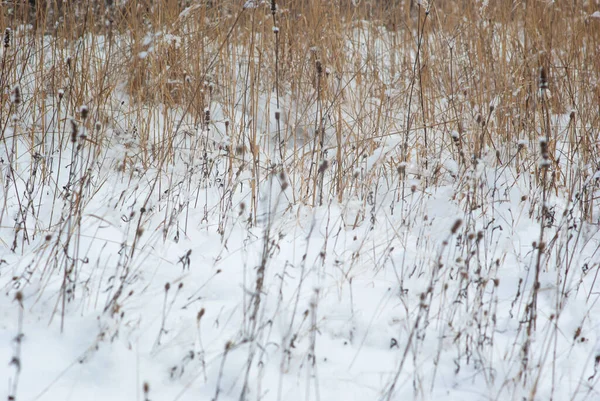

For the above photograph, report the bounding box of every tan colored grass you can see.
[1,0,599,217]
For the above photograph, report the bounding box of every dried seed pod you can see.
[451,219,463,234]
[318,159,329,174]
[316,60,323,75]
[11,86,21,105]
[80,105,89,120]
[539,66,548,90]
[3,28,10,48]
[70,118,78,142]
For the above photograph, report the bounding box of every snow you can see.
[1,22,600,401]
[2,141,598,400]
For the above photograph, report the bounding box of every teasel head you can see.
[271,0,277,15]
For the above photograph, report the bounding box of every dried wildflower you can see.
[397,162,407,175]
[80,105,89,120]
[450,219,463,234]
[318,159,328,174]
[316,60,323,75]
[539,66,548,90]
[11,86,21,105]
[539,137,550,169]
[3,28,10,48]
[279,170,288,190]
[204,107,210,126]
[70,118,78,142]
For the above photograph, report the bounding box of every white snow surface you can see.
[1,137,599,401]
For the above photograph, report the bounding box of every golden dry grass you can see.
[1,0,599,215]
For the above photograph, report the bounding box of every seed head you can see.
[318,159,329,174]
[80,105,89,120]
[450,219,463,234]
[539,66,548,90]
[70,118,78,142]
[11,86,21,105]
[316,60,323,75]
[3,28,10,48]
[204,107,210,126]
